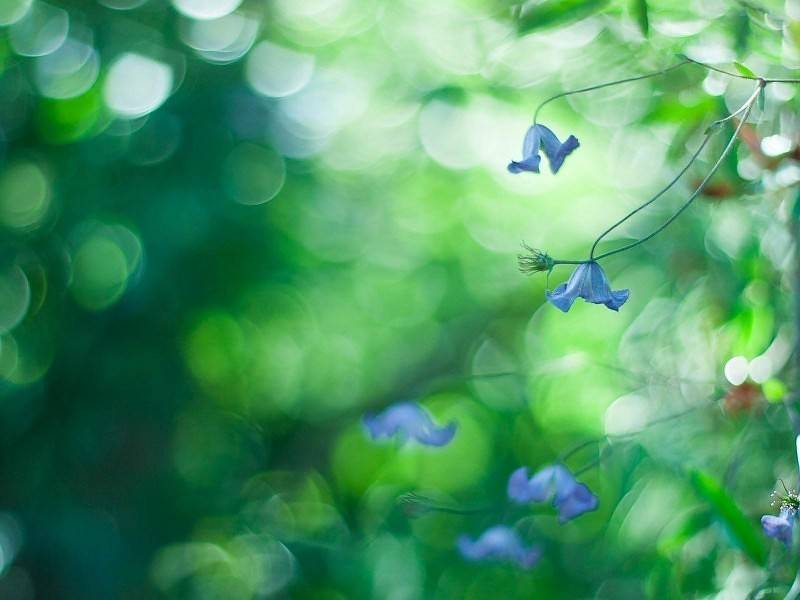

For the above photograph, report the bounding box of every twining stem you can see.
[590,81,763,262]
[532,59,690,124]
[683,55,800,84]
[588,134,714,260]
[587,84,760,260]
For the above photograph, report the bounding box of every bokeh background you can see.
[1,0,800,597]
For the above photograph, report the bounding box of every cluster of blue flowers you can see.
[363,401,598,569]
[509,124,630,313]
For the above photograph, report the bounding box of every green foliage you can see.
[0,0,798,598]
[690,470,768,566]
[517,0,611,33]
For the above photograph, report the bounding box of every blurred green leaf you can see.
[517,0,610,33]
[631,0,649,36]
[689,470,767,566]
[733,61,756,77]
[732,10,751,53]
[657,508,712,556]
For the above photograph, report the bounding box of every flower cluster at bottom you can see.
[363,402,600,570]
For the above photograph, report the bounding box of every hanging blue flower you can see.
[363,401,456,446]
[762,507,794,546]
[546,261,629,313]
[508,124,579,175]
[508,465,598,523]
[457,525,542,569]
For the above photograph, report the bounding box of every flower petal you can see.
[604,288,630,311]
[457,526,541,569]
[507,155,541,174]
[762,508,795,546]
[546,263,590,312]
[508,126,542,175]
[363,402,456,447]
[508,465,569,504]
[537,124,579,174]
[555,481,599,522]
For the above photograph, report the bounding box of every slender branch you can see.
[681,55,758,80]
[589,134,714,259]
[685,55,800,84]
[588,91,762,260]
[532,60,690,124]
[592,81,763,262]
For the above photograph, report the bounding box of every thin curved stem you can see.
[681,55,759,80]
[532,59,690,124]
[685,55,800,84]
[589,134,714,260]
[592,82,763,262]
[588,96,758,260]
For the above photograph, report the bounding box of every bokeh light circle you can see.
[724,355,749,385]
[246,42,314,98]
[34,37,100,100]
[222,143,286,205]
[103,53,174,119]
[8,2,69,57]
[0,0,33,26]
[0,266,31,334]
[0,161,51,231]
[172,0,242,20]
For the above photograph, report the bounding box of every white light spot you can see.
[246,41,314,98]
[702,74,727,96]
[103,53,173,119]
[172,0,242,21]
[761,134,793,157]
[724,356,749,385]
[748,356,772,383]
[418,100,481,170]
[604,394,651,436]
[180,13,258,65]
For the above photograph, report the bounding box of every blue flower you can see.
[546,261,629,313]
[508,124,579,175]
[363,401,456,446]
[508,465,598,523]
[538,124,580,174]
[457,525,542,569]
[762,507,795,546]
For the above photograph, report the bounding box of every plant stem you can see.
[592,81,763,261]
[532,59,690,124]
[589,134,714,260]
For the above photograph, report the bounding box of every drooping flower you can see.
[762,488,800,546]
[546,261,629,313]
[457,525,542,569]
[508,465,598,523]
[762,507,794,546]
[363,401,456,446]
[508,123,579,175]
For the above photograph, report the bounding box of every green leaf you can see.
[630,0,649,36]
[690,470,767,566]
[517,0,610,34]
[733,61,757,78]
[657,508,712,556]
